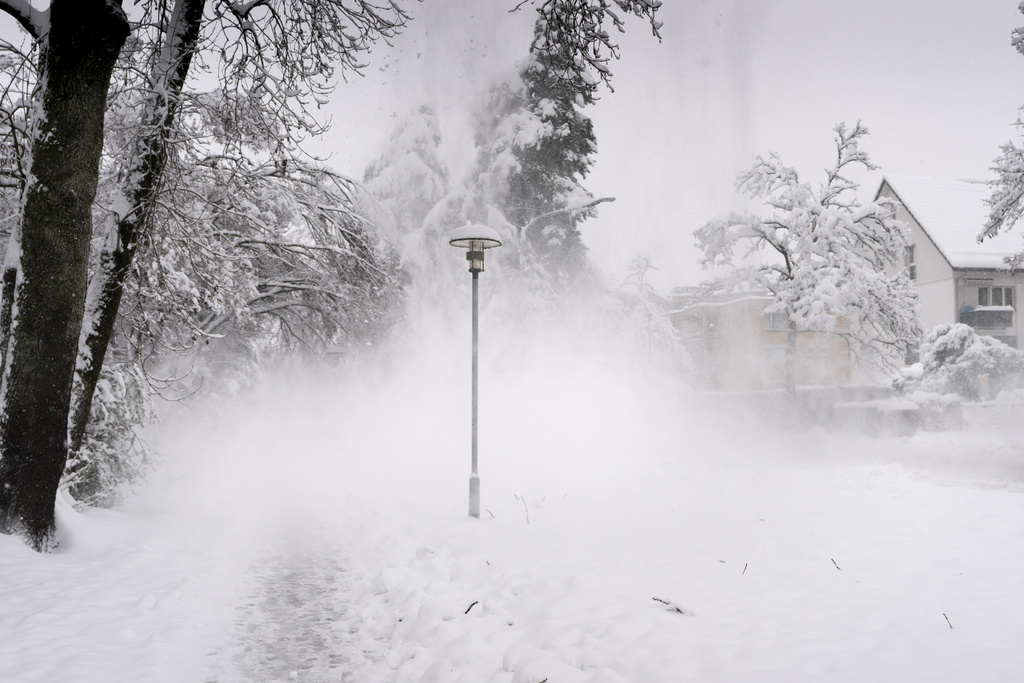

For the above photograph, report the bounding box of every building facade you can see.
[669,289,851,391]
[878,175,1024,348]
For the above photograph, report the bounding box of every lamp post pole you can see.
[448,224,502,519]
[470,269,480,518]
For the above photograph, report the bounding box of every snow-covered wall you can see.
[916,278,955,331]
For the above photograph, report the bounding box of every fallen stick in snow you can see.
[514,494,530,525]
[652,597,691,615]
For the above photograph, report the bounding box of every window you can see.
[763,311,788,331]
[905,245,917,281]
[979,286,1014,308]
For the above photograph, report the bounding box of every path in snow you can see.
[202,527,386,683]
[226,552,349,681]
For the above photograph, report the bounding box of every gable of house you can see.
[880,175,1021,270]
[878,175,1024,348]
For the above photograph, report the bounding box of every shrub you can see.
[62,362,155,508]
[894,323,1024,400]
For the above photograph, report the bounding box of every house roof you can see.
[880,175,1024,270]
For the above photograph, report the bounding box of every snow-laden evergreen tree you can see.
[461,18,614,290]
[523,0,663,95]
[490,38,596,282]
[694,123,922,396]
[432,0,663,282]
[363,106,449,243]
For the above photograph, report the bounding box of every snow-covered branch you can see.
[518,0,662,93]
[0,0,48,40]
[984,130,1024,243]
[520,196,614,237]
[985,5,1024,248]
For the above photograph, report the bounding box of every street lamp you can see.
[449,223,502,519]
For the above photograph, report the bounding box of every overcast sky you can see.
[4,2,1019,292]
[323,0,1024,291]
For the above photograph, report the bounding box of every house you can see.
[877,175,1024,349]
[668,288,851,391]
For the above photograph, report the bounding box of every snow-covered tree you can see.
[984,5,1024,255]
[0,0,663,551]
[617,253,687,373]
[61,88,403,495]
[366,0,664,295]
[0,0,407,551]
[492,37,598,282]
[363,106,450,243]
[104,156,398,359]
[458,17,613,291]
[694,123,922,396]
[0,0,131,551]
[985,134,1024,252]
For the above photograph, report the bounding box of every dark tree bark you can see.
[0,0,130,550]
[68,0,206,456]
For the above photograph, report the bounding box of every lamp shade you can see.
[448,224,502,250]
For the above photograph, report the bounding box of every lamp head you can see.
[449,224,502,273]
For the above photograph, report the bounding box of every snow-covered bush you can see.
[62,363,155,508]
[894,323,1024,400]
[616,254,691,375]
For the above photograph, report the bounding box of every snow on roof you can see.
[881,175,1024,270]
[679,293,774,311]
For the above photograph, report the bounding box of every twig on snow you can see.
[653,597,690,614]
[514,494,530,525]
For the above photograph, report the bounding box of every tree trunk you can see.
[0,0,129,551]
[785,320,797,400]
[69,0,206,456]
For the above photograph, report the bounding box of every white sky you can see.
[322,0,1024,292]
[2,1,1020,292]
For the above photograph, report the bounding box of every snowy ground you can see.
[4,337,1024,682]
